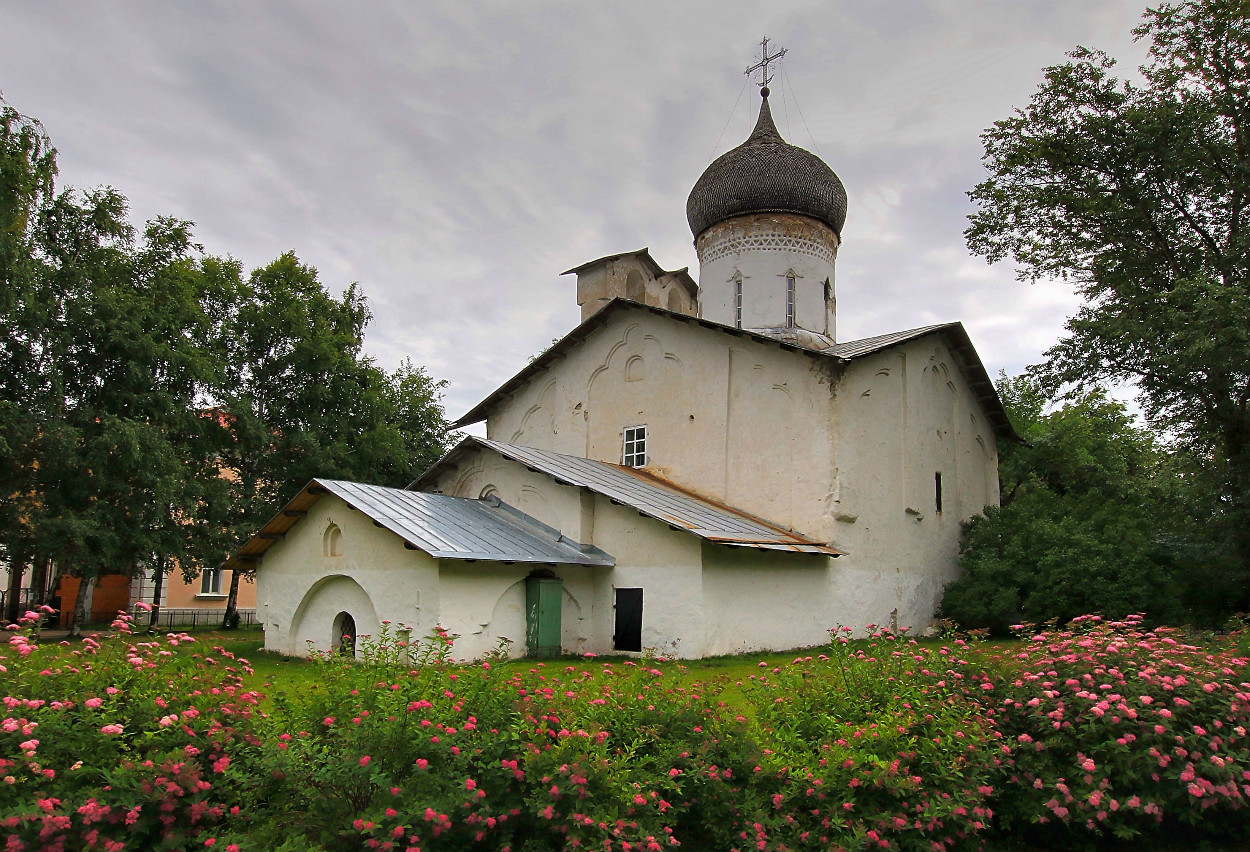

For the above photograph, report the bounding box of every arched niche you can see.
[323,523,343,558]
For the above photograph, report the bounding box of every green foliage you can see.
[0,608,262,850]
[965,0,1250,601]
[985,615,1250,843]
[742,631,1002,851]
[943,375,1185,631]
[4,614,1250,850]
[0,99,451,625]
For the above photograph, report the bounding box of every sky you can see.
[1,1,1153,422]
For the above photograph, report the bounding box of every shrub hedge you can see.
[2,611,1247,851]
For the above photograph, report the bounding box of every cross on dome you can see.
[744,36,787,91]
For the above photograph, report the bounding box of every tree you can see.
[0,101,56,620]
[965,0,1250,604]
[1,99,451,629]
[941,375,1185,632]
[213,253,452,627]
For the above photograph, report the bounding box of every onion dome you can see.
[686,88,847,240]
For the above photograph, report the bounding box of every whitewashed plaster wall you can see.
[256,493,598,660]
[487,309,840,538]
[437,562,597,661]
[430,449,706,658]
[256,494,435,657]
[700,542,833,656]
[826,335,1000,632]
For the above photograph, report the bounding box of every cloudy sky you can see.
[2,1,1152,421]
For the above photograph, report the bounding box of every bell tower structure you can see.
[686,42,847,347]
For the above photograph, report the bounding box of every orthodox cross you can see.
[744,37,787,89]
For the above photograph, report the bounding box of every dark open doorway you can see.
[333,611,356,657]
[613,588,643,652]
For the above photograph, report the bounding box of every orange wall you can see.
[56,574,131,627]
[162,569,257,609]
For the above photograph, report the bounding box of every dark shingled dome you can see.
[687,91,847,240]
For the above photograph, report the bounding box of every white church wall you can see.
[700,543,833,656]
[487,309,839,539]
[430,448,706,658]
[436,562,597,660]
[827,335,999,632]
[256,494,436,657]
[591,494,704,659]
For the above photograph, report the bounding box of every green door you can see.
[525,576,563,658]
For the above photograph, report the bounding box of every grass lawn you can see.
[145,625,1019,720]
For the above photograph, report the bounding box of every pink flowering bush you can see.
[0,608,262,851]
[251,624,755,851]
[740,629,1003,851]
[985,615,1250,842]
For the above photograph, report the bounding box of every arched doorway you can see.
[333,611,357,657]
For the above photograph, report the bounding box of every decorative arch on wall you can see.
[289,574,381,659]
[511,379,559,444]
[625,355,645,382]
[323,523,342,558]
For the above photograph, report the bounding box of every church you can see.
[232,71,1018,661]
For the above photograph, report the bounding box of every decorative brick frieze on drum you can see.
[696,213,840,267]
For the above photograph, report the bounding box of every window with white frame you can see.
[200,568,223,595]
[622,425,647,468]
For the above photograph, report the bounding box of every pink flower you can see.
[360,755,371,767]
[323,717,335,726]
[416,759,429,770]
[85,697,103,709]
[465,778,477,791]
[100,724,124,736]
[668,768,681,777]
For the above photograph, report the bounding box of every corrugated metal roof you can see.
[828,323,955,358]
[225,479,614,571]
[455,438,841,555]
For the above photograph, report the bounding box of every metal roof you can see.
[450,299,1021,443]
[419,438,841,556]
[225,479,614,571]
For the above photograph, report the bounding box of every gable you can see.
[454,298,1019,443]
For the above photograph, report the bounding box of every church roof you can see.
[686,90,848,239]
[415,437,842,556]
[225,478,614,571]
[452,298,1021,443]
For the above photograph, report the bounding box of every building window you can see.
[935,472,943,514]
[200,568,222,595]
[623,425,646,468]
[733,275,743,328]
[786,274,796,327]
